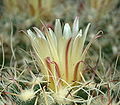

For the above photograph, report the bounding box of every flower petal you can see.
[27,29,36,39]
[72,17,79,36]
[63,23,71,39]
[33,27,46,40]
[55,19,62,37]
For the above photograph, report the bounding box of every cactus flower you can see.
[27,17,92,103]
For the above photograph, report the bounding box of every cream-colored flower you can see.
[27,17,92,102]
[18,89,35,101]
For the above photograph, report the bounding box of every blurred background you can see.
[0,0,120,70]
